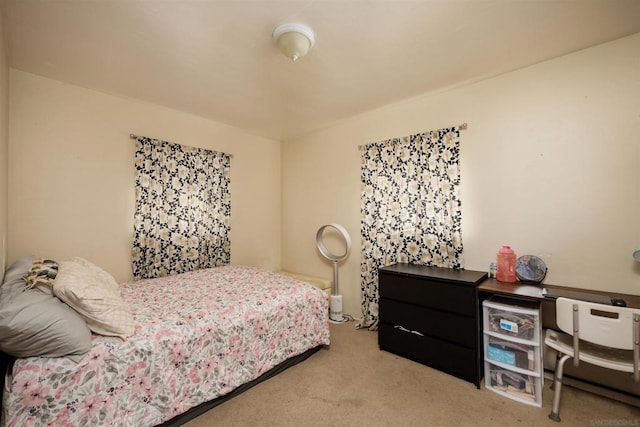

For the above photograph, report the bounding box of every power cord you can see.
[329,313,356,323]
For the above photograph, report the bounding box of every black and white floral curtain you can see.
[132,137,231,279]
[358,126,464,329]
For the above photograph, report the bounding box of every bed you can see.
[0,258,330,426]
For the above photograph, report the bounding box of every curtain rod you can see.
[357,123,468,150]
[129,134,234,158]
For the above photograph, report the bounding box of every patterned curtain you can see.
[358,126,464,330]
[132,137,231,279]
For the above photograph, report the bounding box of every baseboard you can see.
[544,370,640,408]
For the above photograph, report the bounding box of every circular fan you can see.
[316,224,351,323]
[515,255,547,284]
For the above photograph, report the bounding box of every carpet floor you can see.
[184,321,640,426]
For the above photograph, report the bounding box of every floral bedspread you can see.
[2,265,330,426]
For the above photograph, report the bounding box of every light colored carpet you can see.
[185,322,640,426]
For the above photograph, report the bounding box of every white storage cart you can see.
[482,296,543,407]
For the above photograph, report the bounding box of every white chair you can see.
[544,297,640,422]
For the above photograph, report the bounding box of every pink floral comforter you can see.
[2,265,330,426]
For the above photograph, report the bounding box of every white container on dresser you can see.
[482,296,543,407]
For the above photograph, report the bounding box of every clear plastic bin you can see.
[485,362,541,407]
[485,336,536,371]
[483,298,539,342]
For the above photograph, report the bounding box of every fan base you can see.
[329,294,345,323]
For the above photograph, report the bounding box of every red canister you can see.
[496,245,517,283]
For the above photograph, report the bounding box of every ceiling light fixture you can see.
[272,23,315,62]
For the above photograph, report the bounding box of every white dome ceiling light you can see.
[272,23,315,61]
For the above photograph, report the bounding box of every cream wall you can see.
[0,8,9,283]
[8,70,282,282]
[281,33,640,320]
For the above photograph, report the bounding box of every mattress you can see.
[277,270,332,294]
[2,265,330,426]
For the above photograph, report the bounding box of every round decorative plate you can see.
[515,255,547,284]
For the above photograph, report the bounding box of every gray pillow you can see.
[0,256,92,361]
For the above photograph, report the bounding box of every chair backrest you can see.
[555,297,638,350]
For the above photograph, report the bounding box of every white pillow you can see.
[53,260,135,339]
[71,257,119,290]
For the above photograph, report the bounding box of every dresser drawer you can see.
[379,273,476,316]
[380,298,476,347]
[379,323,478,383]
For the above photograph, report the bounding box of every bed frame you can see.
[0,351,12,424]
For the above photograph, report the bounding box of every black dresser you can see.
[378,263,487,388]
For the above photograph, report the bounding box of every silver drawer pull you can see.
[393,325,424,336]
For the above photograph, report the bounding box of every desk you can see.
[478,279,640,407]
[478,279,640,308]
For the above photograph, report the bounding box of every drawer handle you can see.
[393,325,424,336]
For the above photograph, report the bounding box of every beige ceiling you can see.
[4,0,640,141]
